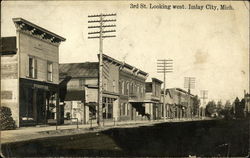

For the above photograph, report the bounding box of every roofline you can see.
[167,88,195,97]
[123,62,148,76]
[99,53,148,77]
[59,62,98,65]
[13,18,66,41]
[101,54,123,66]
[152,78,163,84]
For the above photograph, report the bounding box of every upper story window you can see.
[121,81,125,94]
[47,61,53,82]
[126,82,130,95]
[28,56,37,79]
[112,80,116,92]
[103,78,108,91]
[130,83,134,94]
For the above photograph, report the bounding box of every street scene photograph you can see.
[0,0,249,157]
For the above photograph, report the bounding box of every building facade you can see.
[118,62,148,121]
[59,54,148,123]
[144,78,163,120]
[161,88,195,119]
[1,18,65,127]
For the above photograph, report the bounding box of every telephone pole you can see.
[184,77,195,119]
[88,13,116,127]
[157,59,173,121]
[200,90,208,118]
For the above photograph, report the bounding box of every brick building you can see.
[1,18,65,127]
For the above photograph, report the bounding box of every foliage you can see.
[235,98,245,119]
[205,101,217,117]
[224,100,231,109]
[192,95,200,115]
[0,106,16,130]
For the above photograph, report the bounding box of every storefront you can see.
[19,78,61,126]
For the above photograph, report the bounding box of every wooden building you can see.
[59,54,149,123]
[161,88,195,119]
[144,78,163,120]
[1,18,65,127]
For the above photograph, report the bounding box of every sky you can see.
[1,1,249,104]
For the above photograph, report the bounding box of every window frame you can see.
[47,61,53,82]
[28,56,37,79]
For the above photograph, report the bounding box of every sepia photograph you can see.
[0,0,249,157]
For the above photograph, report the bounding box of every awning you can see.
[64,90,85,101]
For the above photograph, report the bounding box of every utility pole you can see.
[88,13,116,127]
[157,59,173,121]
[184,77,195,119]
[200,90,208,118]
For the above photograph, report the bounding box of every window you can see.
[28,56,37,79]
[122,103,126,116]
[121,81,125,94]
[103,78,108,91]
[112,80,116,92]
[130,83,134,94]
[126,82,129,95]
[47,61,53,81]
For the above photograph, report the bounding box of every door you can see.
[36,89,46,124]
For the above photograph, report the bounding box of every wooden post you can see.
[33,88,37,124]
[43,90,47,124]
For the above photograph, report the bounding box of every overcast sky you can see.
[2,1,249,104]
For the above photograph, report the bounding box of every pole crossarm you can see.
[88,35,116,39]
[88,24,116,28]
[88,30,116,34]
[88,19,116,23]
[88,13,116,17]
[157,59,173,61]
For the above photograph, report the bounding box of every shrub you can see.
[0,106,16,130]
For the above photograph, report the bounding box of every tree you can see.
[217,100,223,109]
[219,100,234,120]
[235,97,245,119]
[193,95,200,116]
[224,100,231,109]
[205,100,217,117]
[0,106,16,130]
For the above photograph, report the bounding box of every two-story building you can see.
[144,78,163,120]
[161,88,195,119]
[1,18,65,127]
[59,55,121,123]
[59,54,148,123]
[118,62,148,121]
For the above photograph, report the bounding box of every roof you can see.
[13,18,66,43]
[167,88,195,97]
[59,62,98,78]
[64,90,85,101]
[152,78,163,84]
[100,53,148,77]
[0,37,17,55]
